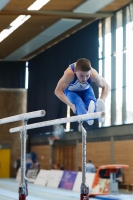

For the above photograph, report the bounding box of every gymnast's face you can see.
[75,70,91,83]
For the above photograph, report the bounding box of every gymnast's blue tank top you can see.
[64,63,92,92]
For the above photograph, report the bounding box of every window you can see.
[115,11,123,125]
[25,62,29,89]
[125,19,133,123]
[104,30,111,127]
[98,18,111,127]
[98,4,133,127]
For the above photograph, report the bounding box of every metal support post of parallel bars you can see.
[10,111,105,200]
[0,110,46,200]
[79,121,89,200]
[19,119,28,200]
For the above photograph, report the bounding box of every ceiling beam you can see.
[21,19,96,61]
[1,9,114,19]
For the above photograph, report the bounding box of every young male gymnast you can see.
[55,58,110,125]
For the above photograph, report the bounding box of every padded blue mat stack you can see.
[95,194,133,200]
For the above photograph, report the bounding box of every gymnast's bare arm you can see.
[54,67,76,113]
[90,67,110,101]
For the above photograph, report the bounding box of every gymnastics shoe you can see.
[87,100,95,125]
[96,98,105,123]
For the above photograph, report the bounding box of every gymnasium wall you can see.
[0,88,27,177]
[30,138,133,184]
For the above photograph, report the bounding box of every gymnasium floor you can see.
[0,178,132,200]
[0,178,93,200]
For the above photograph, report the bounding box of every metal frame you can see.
[0,110,46,200]
[79,121,89,200]
[10,112,104,199]
[19,119,28,200]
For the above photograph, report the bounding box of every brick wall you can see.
[0,88,27,177]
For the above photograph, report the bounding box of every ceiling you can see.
[0,0,131,61]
